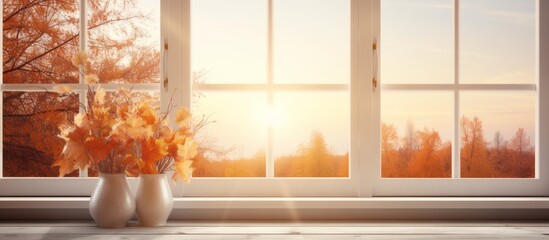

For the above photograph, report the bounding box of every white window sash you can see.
[1,0,548,197]
[371,0,549,196]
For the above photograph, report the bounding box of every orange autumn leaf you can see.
[177,138,198,161]
[141,138,168,164]
[137,103,157,125]
[56,139,92,176]
[116,104,130,120]
[84,137,117,163]
[167,136,184,157]
[173,159,193,183]
[175,107,191,127]
[139,160,157,174]
[52,154,76,177]
[160,125,175,142]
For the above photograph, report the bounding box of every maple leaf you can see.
[74,113,90,128]
[173,159,193,183]
[177,138,198,161]
[160,125,175,142]
[84,137,117,164]
[175,107,191,127]
[142,138,168,164]
[71,50,87,67]
[84,74,99,84]
[137,102,157,125]
[138,160,157,174]
[52,154,76,177]
[94,87,106,105]
[56,139,92,176]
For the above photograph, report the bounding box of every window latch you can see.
[163,39,169,90]
[372,41,378,92]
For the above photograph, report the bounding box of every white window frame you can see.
[372,0,549,196]
[171,0,362,197]
[1,0,548,197]
[0,0,167,196]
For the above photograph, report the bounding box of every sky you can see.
[137,0,536,159]
[191,0,350,158]
[381,0,536,147]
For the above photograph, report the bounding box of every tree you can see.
[510,128,532,178]
[3,0,160,176]
[396,120,419,177]
[406,128,451,178]
[460,116,492,177]
[275,131,348,177]
[489,131,510,176]
[381,122,399,177]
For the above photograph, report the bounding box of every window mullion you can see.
[266,0,274,179]
[453,0,460,179]
[78,0,89,178]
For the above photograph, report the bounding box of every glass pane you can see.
[191,0,267,84]
[2,0,79,84]
[3,92,79,177]
[274,93,349,177]
[88,0,160,83]
[381,91,453,178]
[192,92,267,177]
[460,0,535,84]
[460,92,535,178]
[381,0,453,84]
[273,0,350,84]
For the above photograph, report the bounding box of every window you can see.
[1,0,161,194]
[1,0,548,197]
[374,0,547,196]
[190,0,350,178]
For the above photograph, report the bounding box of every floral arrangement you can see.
[53,51,198,182]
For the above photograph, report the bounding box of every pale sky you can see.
[381,0,536,147]
[137,0,537,159]
[191,0,350,159]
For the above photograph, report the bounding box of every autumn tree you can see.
[275,131,348,177]
[399,120,419,166]
[3,0,160,176]
[489,131,509,176]
[381,122,400,177]
[460,116,492,177]
[510,128,533,178]
[409,128,450,177]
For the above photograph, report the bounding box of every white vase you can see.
[135,173,173,227]
[89,173,135,228]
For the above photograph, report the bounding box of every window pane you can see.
[381,0,453,84]
[273,0,350,84]
[191,0,267,84]
[274,92,349,177]
[192,92,267,177]
[3,92,79,177]
[2,0,79,84]
[381,91,453,178]
[460,0,535,84]
[460,92,535,178]
[88,0,160,83]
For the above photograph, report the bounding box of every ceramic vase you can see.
[89,173,136,228]
[135,173,173,226]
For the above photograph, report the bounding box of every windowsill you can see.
[2,197,549,220]
[3,196,549,209]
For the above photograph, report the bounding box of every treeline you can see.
[193,131,349,177]
[382,116,535,178]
